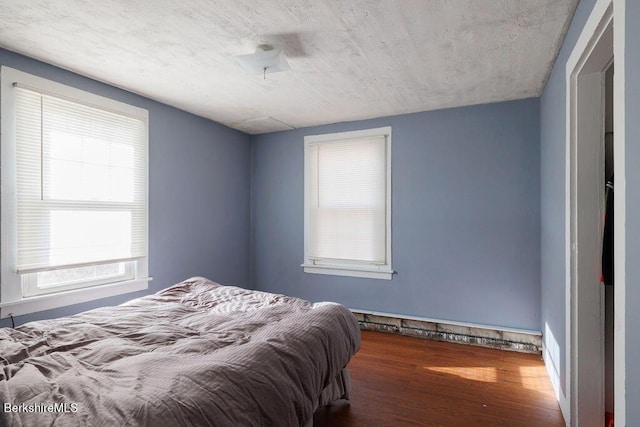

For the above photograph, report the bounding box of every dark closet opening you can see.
[603,62,614,427]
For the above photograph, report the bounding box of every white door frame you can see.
[565,0,624,425]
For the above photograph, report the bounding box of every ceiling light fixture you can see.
[235,44,291,79]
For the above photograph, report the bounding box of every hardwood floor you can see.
[314,330,564,426]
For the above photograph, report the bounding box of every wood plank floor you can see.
[313,330,564,426]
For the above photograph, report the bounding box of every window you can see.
[0,66,150,317]
[302,127,392,280]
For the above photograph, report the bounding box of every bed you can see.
[0,277,361,426]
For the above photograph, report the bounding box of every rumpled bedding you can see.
[0,277,361,426]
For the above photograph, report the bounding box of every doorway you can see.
[565,2,613,426]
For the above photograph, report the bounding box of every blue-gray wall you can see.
[0,48,252,328]
[251,99,541,331]
[624,0,640,421]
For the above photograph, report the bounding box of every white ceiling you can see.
[0,0,578,135]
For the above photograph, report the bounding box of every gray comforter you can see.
[0,277,361,426]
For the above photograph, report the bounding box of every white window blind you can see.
[303,127,392,280]
[307,137,387,263]
[14,85,148,273]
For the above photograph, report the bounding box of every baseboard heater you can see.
[351,309,542,354]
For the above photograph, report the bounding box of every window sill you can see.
[0,277,151,318]
[302,264,393,280]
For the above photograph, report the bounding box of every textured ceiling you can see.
[0,0,578,134]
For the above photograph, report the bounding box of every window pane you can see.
[110,167,134,202]
[49,210,132,266]
[37,262,125,288]
[48,159,82,199]
[311,208,385,262]
[82,163,110,200]
[39,94,142,205]
[318,140,385,208]
[44,132,135,202]
[111,143,134,168]
[83,137,110,165]
[49,131,82,161]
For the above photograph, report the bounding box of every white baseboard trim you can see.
[351,308,542,354]
[542,343,570,425]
